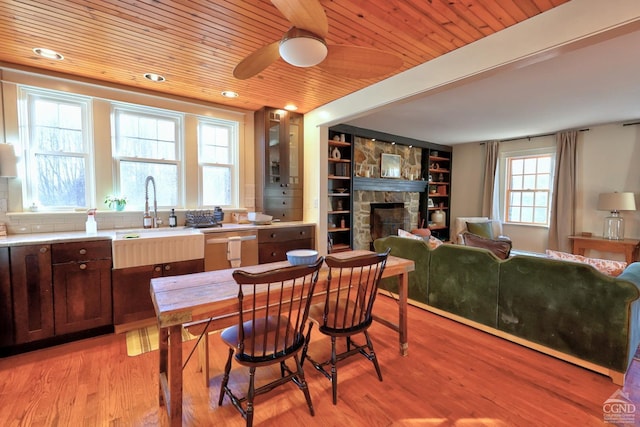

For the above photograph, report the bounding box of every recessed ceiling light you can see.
[33,48,64,60]
[144,73,166,82]
[221,90,239,98]
[284,104,297,111]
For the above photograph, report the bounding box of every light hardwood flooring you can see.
[0,295,638,426]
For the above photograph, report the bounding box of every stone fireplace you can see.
[351,136,423,250]
[353,191,420,250]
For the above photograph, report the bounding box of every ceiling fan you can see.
[233,0,403,80]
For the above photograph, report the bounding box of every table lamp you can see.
[597,192,636,240]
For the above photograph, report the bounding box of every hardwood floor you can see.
[1,295,637,426]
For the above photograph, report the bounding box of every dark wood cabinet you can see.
[51,240,112,335]
[257,225,314,263]
[112,259,204,326]
[255,107,304,221]
[0,247,13,347]
[10,244,54,344]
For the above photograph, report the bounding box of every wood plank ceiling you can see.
[0,0,568,113]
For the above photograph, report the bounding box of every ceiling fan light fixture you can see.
[279,28,327,67]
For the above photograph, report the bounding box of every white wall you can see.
[451,122,640,259]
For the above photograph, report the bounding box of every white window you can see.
[198,118,238,207]
[112,104,183,209]
[505,154,554,225]
[18,87,93,210]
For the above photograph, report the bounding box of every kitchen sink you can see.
[112,227,204,269]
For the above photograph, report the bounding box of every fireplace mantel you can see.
[353,177,428,192]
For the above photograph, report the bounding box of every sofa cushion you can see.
[398,228,423,240]
[462,232,512,260]
[545,249,628,277]
[466,221,494,239]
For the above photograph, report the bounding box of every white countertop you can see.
[0,221,316,247]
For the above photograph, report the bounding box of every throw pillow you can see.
[398,228,422,240]
[427,236,444,250]
[466,221,494,239]
[545,249,628,277]
[462,232,512,260]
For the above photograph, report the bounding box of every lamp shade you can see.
[279,28,327,67]
[597,192,636,212]
[0,143,17,178]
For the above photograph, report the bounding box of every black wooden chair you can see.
[218,257,324,427]
[302,249,390,404]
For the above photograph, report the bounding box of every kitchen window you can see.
[18,87,93,210]
[198,118,238,207]
[112,105,183,209]
[504,153,554,225]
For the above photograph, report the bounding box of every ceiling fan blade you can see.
[271,0,328,38]
[233,41,281,79]
[317,45,404,79]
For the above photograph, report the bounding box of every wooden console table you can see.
[568,235,640,264]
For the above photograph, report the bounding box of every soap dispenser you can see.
[169,208,177,227]
[86,209,97,234]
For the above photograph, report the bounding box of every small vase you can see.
[114,201,126,211]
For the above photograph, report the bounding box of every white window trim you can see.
[111,103,185,209]
[498,147,556,227]
[17,86,95,211]
[197,117,239,208]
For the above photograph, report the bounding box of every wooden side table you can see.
[568,235,640,264]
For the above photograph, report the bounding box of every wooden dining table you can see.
[150,250,414,426]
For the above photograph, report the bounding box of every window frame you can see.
[502,150,555,227]
[18,86,94,211]
[111,103,184,209]
[197,116,239,208]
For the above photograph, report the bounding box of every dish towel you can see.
[227,236,242,268]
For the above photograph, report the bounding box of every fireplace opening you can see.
[370,203,409,247]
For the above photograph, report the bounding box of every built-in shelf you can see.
[353,177,428,192]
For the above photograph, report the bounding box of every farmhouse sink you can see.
[112,228,204,269]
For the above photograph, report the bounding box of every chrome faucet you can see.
[144,175,159,228]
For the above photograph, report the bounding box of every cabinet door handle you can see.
[79,263,87,270]
[79,248,87,255]
[40,247,47,253]
[270,233,276,238]
[271,252,277,257]
[164,264,171,271]
[154,266,162,272]
[299,231,306,236]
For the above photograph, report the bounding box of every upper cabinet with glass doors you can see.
[255,107,303,221]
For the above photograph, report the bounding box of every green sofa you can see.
[374,236,640,384]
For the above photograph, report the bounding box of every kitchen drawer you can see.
[52,240,112,264]
[258,225,314,243]
[259,239,314,264]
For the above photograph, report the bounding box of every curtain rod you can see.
[480,128,589,145]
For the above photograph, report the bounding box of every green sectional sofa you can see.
[373,236,640,384]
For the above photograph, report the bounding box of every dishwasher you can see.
[203,229,259,271]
